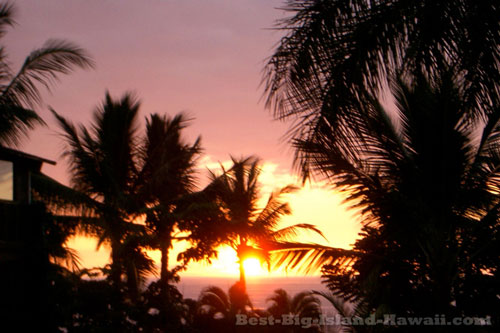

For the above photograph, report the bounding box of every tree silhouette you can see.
[264,0,500,168]
[137,112,205,328]
[0,2,93,146]
[198,282,253,319]
[207,156,326,291]
[52,92,154,298]
[272,72,500,322]
[266,288,322,333]
[195,281,254,332]
[138,113,202,289]
[312,290,370,333]
[264,1,500,327]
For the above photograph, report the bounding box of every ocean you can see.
[176,276,334,313]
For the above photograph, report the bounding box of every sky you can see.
[5,0,361,277]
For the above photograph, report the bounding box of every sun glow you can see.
[67,176,360,278]
[243,258,264,276]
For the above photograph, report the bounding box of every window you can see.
[0,160,13,201]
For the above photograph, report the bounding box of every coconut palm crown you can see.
[207,156,326,290]
[271,72,500,319]
[52,92,155,293]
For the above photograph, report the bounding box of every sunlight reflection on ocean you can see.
[174,276,334,313]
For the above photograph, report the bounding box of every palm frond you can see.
[0,103,43,146]
[264,0,500,152]
[197,286,230,316]
[1,39,94,108]
[290,291,322,318]
[31,172,99,216]
[269,223,327,242]
[51,108,100,193]
[266,288,292,317]
[52,215,102,238]
[254,185,297,231]
[132,249,158,286]
[0,19,92,145]
[269,243,358,274]
[312,290,356,333]
[139,112,202,203]
[0,2,14,38]
[314,290,353,317]
[50,246,82,273]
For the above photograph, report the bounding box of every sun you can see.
[243,257,264,276]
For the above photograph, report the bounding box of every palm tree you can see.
[136,112,204,329]
[267,289,322,332]
[196,282,253,323]
[0,2,93,146]
[52,92,151,293]
[312,291,369,333]
[138,113,202,289]
[264,0,500,323]
[120,232,157,302]
[30,168,102,272]
[264,0,500,165]
[208,156,326,291]
[271,72,500,320]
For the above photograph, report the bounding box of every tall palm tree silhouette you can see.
[264,0,500,164]
[208,156,326,291]
[137,112,207,329]
[272,72,500,318]
[263,0,500,323]
[138,113,202,289]
[0,2,93,146]
[52,92,153,294]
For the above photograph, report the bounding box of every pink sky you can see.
[5,0,360,276]
[6,0,291,179]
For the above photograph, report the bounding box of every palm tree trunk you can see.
[159,231,182,329]
[159,226,173,289]
[109,236,124,330]
[239,255,246,292]
[160,242,169,288]
[126,262,139,303]
[159,243,170,327]
[110,237,122,288]
[237,239,247,292]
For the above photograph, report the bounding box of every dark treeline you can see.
[0,2,325,332]
[45,92,325,331]
[263,0,500,332]
[1,0,500,332]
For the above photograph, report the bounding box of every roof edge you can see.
[0,146,56,165]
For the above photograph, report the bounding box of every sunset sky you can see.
[7,0,360,277]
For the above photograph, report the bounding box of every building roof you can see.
[0,146,56,166]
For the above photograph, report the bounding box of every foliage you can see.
[271,73,500,325]
[206,156,326,289]
[267,288,322,333]
[264,0,500,158]
[0,2,93,146]
[53,92,150,296]
[137,112,204,288]
[195,282,257,333]
[264,1,500,326]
